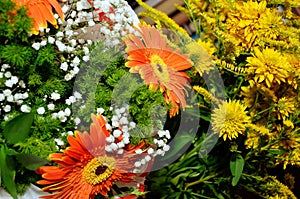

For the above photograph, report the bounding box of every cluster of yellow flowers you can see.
[137,0,300,197]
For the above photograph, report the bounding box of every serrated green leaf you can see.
[230,154,244,186]
[3,113,34,144]
[16,153,49,170]
[0,145,17,199]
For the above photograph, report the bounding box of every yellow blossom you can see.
[226,1,283,48]
[247,48,291,88]
[274,97,295,120]
[212,100,251,141]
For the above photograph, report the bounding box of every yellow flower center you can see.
[149,54,169,82]
[82,156,116,185]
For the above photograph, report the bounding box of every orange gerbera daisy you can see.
[14,0,64,34]
[36,115,145,199]
[123,25,192,117]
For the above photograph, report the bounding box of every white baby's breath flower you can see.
[54,138,64,146]
[71,10,77,18]
[37,107,46,114]
[82,55,90,62]
[60,62,68,71]
[4,71,11,78]
[47,103,55,110]
[48,36,55,44]
[110,143,118,151]
[74,117,81,125]
[32,42,40,50]
[64,108,71,116]
[147,148,154,154]
[135,149,143,154]
[97,108,104,115]
[74,91,82,99]
[0,93,5,101]
[40,40,47,46]
[88,20,96,26]
[7,95,14,102]
[134,161,141,167]
[21,104,31,113]
[56,31,64,37]
[72,56,80,66]
[22,92,29,99]
[5,80,14,87]
[163,145,170,152]
[3,89,12,96]
[117,141,125,148]
[51,92,61,100]
[145,155,151,162]
[62,5,69,13]
[105,145,112,152]
[113,129,122,138]
[106,135,115,143]
[3,105,11,112]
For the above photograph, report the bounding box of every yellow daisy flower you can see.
[247,48,291,88]
[212,100,251,141]
[226,1,282,48]
[274,97,295,120]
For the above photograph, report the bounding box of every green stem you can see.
[184,173,220,190]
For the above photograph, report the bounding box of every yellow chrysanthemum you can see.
[247,48,292,88]
[212,100,251,141]
[274,97,295,120]
[226,1,282,48]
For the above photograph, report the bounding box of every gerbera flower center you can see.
[82,156,116,185]
[149,54,169,82]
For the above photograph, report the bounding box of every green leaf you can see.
[16,154,48,170]
[230,154,244,186]
[3,113,34,144]
[0,145,17,199]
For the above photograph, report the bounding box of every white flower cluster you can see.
[98,105,172,172]
[92,0,139,45]
[133,129,171,172]
[31,0,139,82]
[0,64,31,119]
[104,105,134,155]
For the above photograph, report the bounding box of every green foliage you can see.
[230,154,245,186]
[35,45,57,68]
[0,145,17,199]
[0,0,32,43]
[14,137,57,160]
[129,85,165,126]
[3,113,34,144]
[0,44,35,68]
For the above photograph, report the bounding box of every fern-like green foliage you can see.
[0,45,35,69]
[0,0,32,43]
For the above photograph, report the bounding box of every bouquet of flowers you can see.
[0,0,300,198]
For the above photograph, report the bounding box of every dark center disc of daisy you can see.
[156,64,163,73]
[95,165,108,175]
